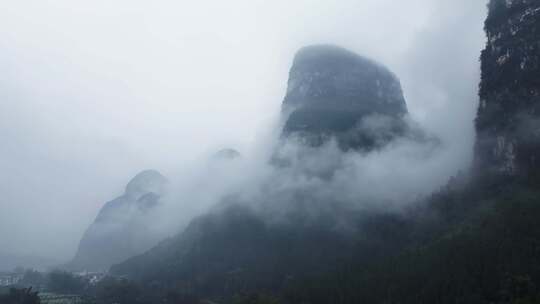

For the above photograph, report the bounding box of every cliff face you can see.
[281,45,410,150]
[476,0,540,176]
[68,170,167,271]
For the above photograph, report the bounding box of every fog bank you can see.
[0,0,486,267]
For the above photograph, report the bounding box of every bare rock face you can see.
[475,0,540,176]
[281,45,409,150]
[68,170,167,271]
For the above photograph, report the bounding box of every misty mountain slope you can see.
[271,45,438,186]
[109,46,435,299]
[67,170,168,271]
[278,181,540,304]
[281,2,540,302]
[476,0,540,176]
[281,44,424,151]
[105,4,540,303]
[110,204,370,294]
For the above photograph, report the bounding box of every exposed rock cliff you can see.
[281,45,410,150]
[476,0,540,176]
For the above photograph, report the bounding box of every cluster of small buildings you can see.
[0,272,24,286]
[74,271,107,285]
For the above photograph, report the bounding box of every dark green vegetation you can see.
[45,271,86,295]
[100,175,539,304]
[0,287,41,304]
[87,277,200,304]
[10,176,540,304]
[19,270,45,288]
[280,177,540,304]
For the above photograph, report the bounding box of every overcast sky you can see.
[0,0,487,263]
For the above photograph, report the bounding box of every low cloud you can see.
[0,0,486,267]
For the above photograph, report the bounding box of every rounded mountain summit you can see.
[282,44,411,150]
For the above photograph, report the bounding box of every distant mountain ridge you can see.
[67,170,168,271]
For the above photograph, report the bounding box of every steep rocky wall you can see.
[281,45,410,151]
[476,0,540,175]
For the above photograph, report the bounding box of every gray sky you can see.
[0,0,487,263]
